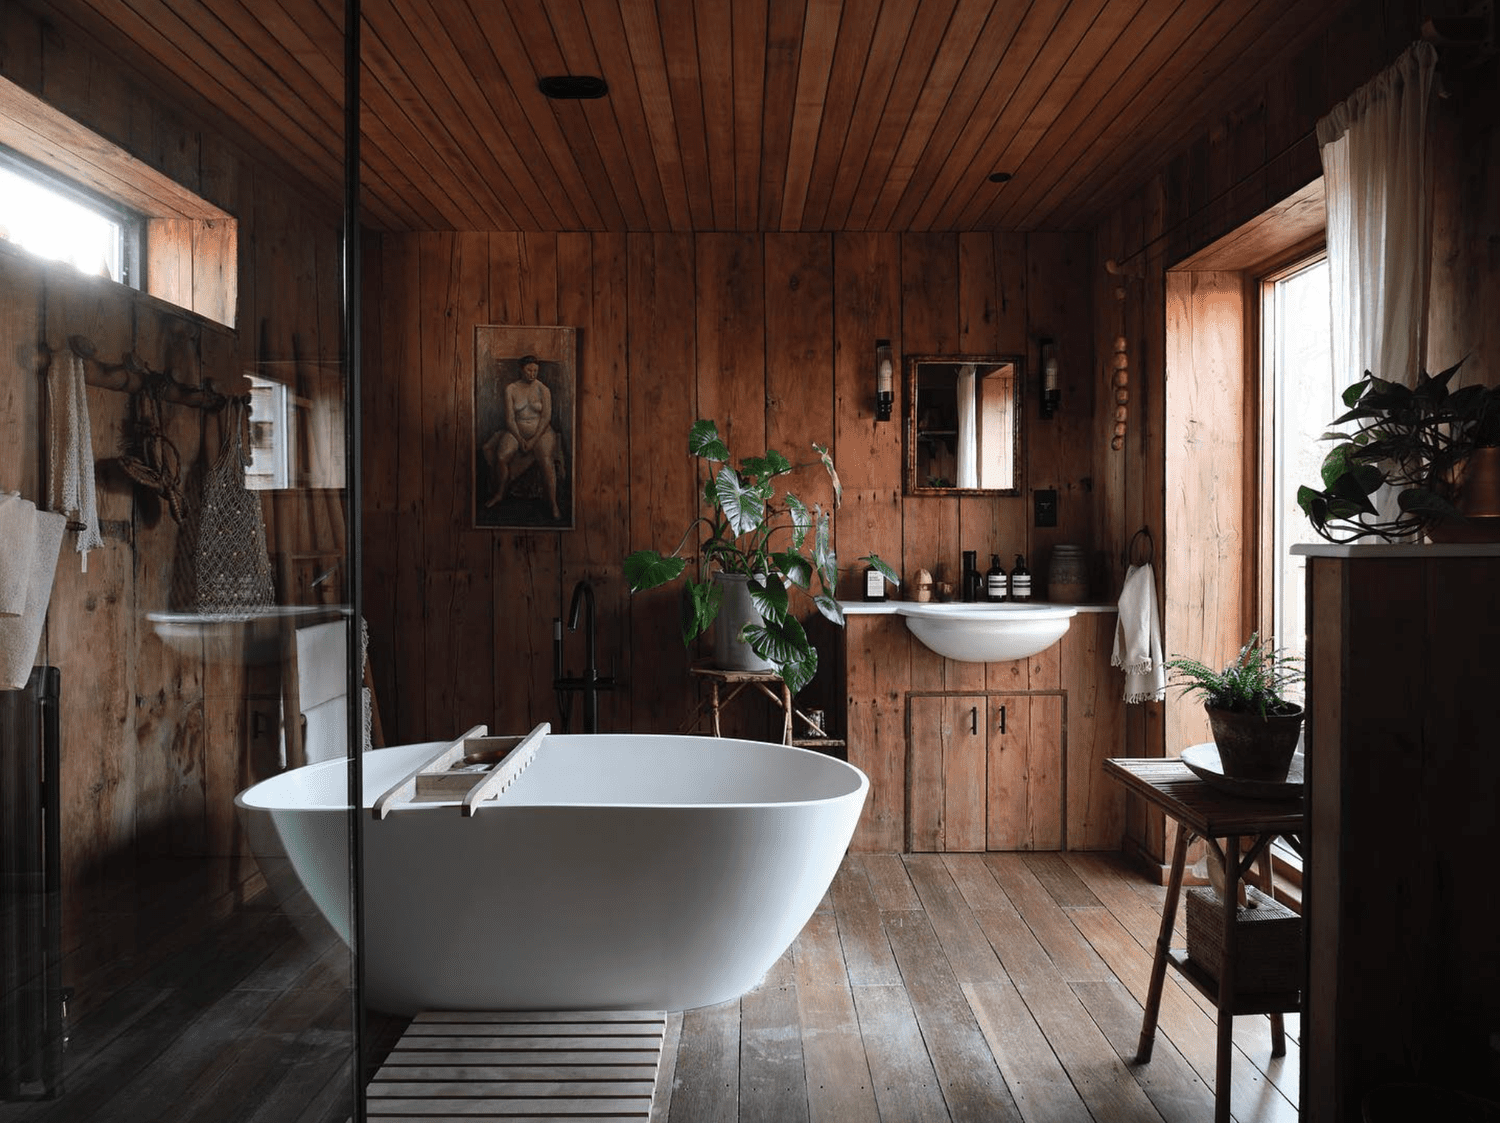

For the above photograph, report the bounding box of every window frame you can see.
[0,143,146,288]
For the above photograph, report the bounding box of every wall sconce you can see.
[1039,337,1060,419]
[875,339,894,421]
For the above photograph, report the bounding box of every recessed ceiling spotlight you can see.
[988,172,1013,183]
[539,75,609,100]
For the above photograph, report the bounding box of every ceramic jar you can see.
[1046,545,1088,603]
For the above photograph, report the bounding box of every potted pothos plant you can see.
[1165,634,1305,783]
[624,419,898,695]
[1296,361,1500,542]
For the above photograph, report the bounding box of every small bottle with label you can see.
[1010,554,1032,601]
[985,554,1007,601]
[863,563,887,602]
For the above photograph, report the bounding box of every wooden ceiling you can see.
[37,0,1354,234]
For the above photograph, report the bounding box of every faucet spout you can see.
[566,579,599,733]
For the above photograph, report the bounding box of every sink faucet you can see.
[555,579,604,733]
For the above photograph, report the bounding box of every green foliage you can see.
[1165,633,1304,718]
[1297,361,1500,543]
[625,419,898,694]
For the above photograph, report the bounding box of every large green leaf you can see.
[624,550,687,592]
[689,419,730,462]
[813,591,844,626]
[747,572,790,622]
[743,614,816,694]
[680,578,722,644]
[741,450,792,482]
[862,554,900,586]
[812,511,836,587]
[784,495,810,550]
[716,465,765,536]
[771,550,813,589]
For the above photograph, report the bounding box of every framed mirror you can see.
[905,354,1024,496]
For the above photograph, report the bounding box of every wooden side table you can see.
[1103,756,1303,1123]
[682,663,844,750]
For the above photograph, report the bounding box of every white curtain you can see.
[956,364,977,489]
[1316,40,1438,391]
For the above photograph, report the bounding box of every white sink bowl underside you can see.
[898,602,1078,663]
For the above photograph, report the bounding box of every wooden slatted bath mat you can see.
[368,1010,667,1120]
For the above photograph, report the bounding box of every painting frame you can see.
[473,325,578,530]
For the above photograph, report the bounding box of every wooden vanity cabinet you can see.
[844,607,1122,853]
[907,692,1064,851]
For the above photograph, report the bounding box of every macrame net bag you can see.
[193,397,275,617]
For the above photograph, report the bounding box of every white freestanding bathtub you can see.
[235,733,868,1016]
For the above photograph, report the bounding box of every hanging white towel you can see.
[0,510,65,689]
[0,494,38,617]
[1112,562,1166,704]
[49,351,105,566]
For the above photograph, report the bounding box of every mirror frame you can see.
[904,353,1026,497]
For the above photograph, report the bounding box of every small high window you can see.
[0,147,142,287]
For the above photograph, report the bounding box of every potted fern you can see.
[624,419,898,695]
[1165,634,1305,782]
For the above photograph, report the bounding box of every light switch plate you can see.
[1035,488,1058,527]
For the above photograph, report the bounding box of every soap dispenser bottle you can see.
[1011,554,1032,601]
[986,554,1007,601]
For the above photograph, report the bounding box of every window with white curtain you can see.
[1261,253,1333,700]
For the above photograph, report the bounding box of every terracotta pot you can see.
[1205,703,1304,783]
[711,573,775,673]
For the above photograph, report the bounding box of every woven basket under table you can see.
[1185,883,1302,994]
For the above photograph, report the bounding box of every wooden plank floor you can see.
[1,850,1297,1122]
[652,851,1299,1123]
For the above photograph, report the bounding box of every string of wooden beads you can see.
[1111,334,1129,451]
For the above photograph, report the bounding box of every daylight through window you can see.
[0,153,139,285]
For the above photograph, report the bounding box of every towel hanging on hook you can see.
[1123,526,1154,569]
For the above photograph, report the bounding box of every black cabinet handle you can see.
[970,705,978,735]
[997,704,1006,735]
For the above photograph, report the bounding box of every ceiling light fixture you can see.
[538,75,609,100]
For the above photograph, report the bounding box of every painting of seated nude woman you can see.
[473,326,576,529]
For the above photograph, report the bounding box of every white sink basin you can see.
[897,602,1078,663]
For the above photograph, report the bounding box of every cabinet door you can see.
[986,694,1064,851]
[907,695,987,852]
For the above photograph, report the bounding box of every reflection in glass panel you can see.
[0,6,358,1121]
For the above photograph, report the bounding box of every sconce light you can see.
[875,339,894,422]
[1039,337,1060,419]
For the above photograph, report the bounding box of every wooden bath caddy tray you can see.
[372,722,548,818]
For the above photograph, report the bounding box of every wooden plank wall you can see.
[0,4,346,1011]
[361,230,1115,761]
[1088,0,1496,867]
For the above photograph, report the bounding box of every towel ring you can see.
[1124,526,1154,568]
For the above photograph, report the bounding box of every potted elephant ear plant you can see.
[625,419,898,695]
[1165,634,1305,783]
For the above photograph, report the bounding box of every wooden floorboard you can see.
[2,850,1299,1123]
[663,850,1299,1123]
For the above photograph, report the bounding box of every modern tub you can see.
[235,732,868,1016]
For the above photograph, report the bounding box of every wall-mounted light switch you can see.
[1035,488,1058,527]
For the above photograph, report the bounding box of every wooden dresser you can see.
[1296,543,1500,1120]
